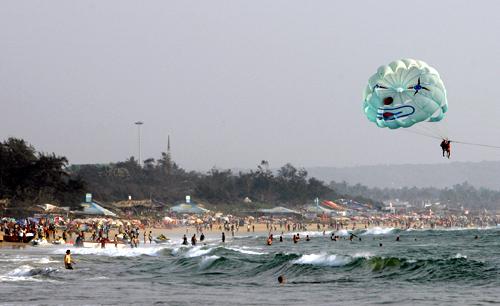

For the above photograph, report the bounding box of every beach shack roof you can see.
[321,200,345,211]
[78,202,117,217]
[258,206,300,215]
[170,203,210,214]
[304,205,335,214]
[112,199,154,208]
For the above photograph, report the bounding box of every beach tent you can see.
[170,203,210,214]
[258,207,300,215]
[79,202,117,217]
[304,205,335,214]
[321,200,345,211]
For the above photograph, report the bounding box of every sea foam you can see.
[199,255,220,269]
[184,246,213,258]
[292,253,350,267]
[0,265,58,282]
[53,245,168,257]
[362,227,394,235]
[226,246,266,255]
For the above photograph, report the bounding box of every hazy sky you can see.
[2,1,500,171]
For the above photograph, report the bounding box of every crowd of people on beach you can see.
[1,212,498,247]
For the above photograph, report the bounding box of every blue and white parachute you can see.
[363,59,447,129]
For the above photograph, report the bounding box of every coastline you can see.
[1,222,496,248]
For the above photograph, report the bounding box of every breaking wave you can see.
[292,253,351,266]
[0,265,59,282]
[361,227,395,235]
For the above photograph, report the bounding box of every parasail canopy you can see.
[363,59,447,129]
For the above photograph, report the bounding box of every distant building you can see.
[383,202,396,214]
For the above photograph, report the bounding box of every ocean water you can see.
[1,227,499,305]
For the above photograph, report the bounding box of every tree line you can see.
[0,138,85,214]
[330,181,500,210]
[72,159,336,206]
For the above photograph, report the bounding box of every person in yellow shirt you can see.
[64,250,75,269]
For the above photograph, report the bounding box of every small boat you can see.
[154,234,170,244]
[3,233,35,243]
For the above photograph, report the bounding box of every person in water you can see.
[267,234,273,246]
[200,232,205,242]
[222,232,226,243]
[64,250,75,269]
[182,234,188,245]
[278,275,286,284]
[305,235,310,241]
[191,234,197,246]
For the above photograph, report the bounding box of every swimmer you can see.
[267,234,273,245]
[278,275,286,284]
[396,236,400,241]
[379,243,383,247]
[306,235,310,242]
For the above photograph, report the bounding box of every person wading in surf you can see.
[64,250,75,269]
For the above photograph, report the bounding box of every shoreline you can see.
[1,223,497,248]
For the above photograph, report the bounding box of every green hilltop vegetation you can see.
[330,181,500,211]
[1,137,498,216]
[0,138,85,215]
[71,159,348,209]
